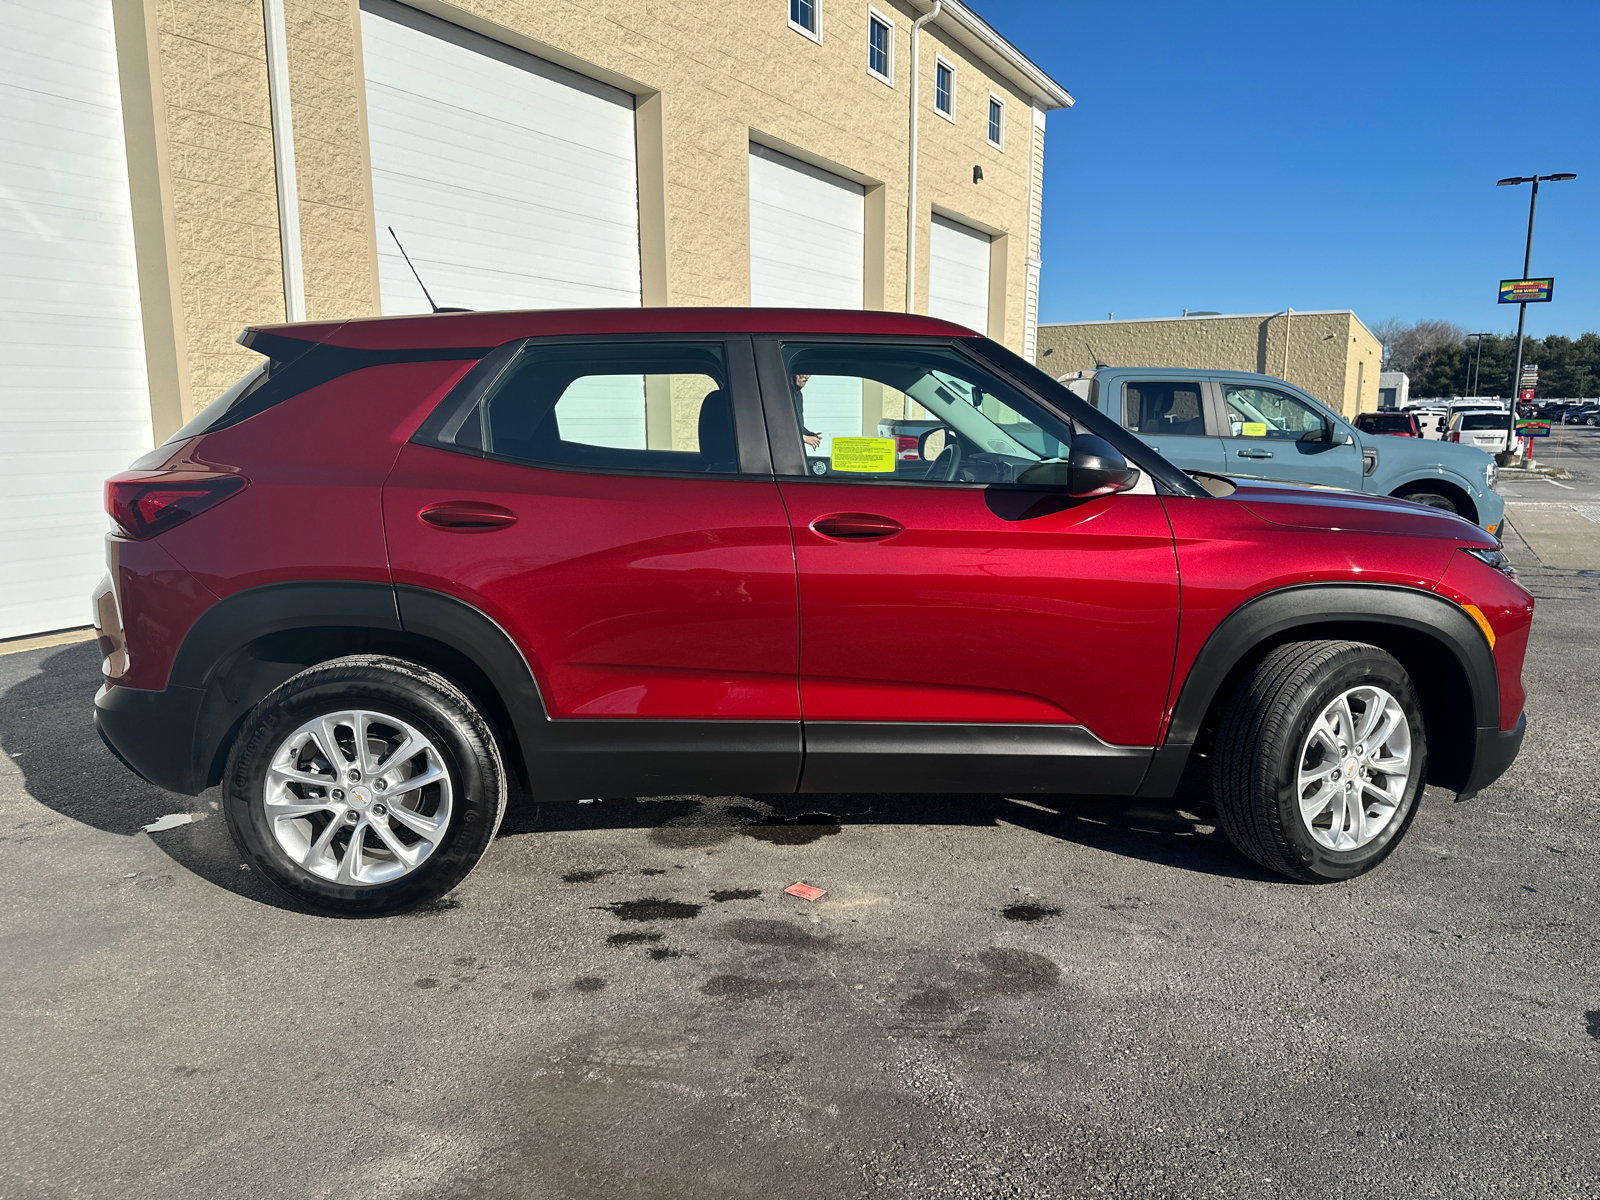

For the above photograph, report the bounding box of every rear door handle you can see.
[1236,448,1274,459]
[810,513,904,540]
[419,501,518,531]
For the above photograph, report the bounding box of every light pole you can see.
[1465,332,1492,397]
[1496,173,1576,400]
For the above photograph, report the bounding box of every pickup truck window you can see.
[1124,381,1206,436]
[1222,385,1328,440]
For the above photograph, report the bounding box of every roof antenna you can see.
[388,227,471,313]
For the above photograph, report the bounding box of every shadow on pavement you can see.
[0,641,1282,914]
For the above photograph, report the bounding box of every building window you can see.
[934,57,954,120]
[987,94,1005,148]
[789,0,820,42]
[867,9,892,84]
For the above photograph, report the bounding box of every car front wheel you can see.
[1395,489,1458,515]
[223,655,506,916]
[1212,640,1425,883]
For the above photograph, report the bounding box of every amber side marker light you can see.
[1461,603,1497,649]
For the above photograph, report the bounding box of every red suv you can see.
[94,309,1531,915]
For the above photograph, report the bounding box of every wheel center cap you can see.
[350,786,372,807]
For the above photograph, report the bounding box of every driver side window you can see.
[1222,384,1329,440]
[778,343,1072,484]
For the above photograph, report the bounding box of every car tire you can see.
[1495,451,1517,467]
[1212,640,1426,883]
[1587,417,1598,427]
[223,655,507,917]
[1395,490,1457,515]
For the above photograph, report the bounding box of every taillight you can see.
[105,473,247,539]
[1449,431,1460,442]
[895,436,920,461]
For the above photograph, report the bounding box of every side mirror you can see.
[1016,434,1140,497]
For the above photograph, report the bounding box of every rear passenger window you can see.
[475,343,739,474]
[1124,382,1206,436]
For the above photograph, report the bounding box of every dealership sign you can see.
[1499,277,1554,303]
[1516,419,1551,438]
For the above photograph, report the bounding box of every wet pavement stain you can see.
[723,918,833,953]
[562,869,609,883]
[572,977,606,993]
[900,984,962,1023]
[752,1049,794,1071]
[648,948,682,960]
[1001,903,1062,922]
[701,974,804,1002]
[709,888,762,902]
[1586,1010,1600,1040]
[743,813,842,846]
[414,978,438,989]
[603,898,703,922]
[975,947,1060,996]
[639,868,668,876]
[606,931,663,946]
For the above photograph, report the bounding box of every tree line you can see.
[1370,319,1600,398]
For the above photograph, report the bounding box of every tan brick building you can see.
[0,0,1070,638]
[111,0,1072,433]
[1036,311,1383,419]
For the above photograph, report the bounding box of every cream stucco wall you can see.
[1036,312,1383,419]
[115,0,1064,432]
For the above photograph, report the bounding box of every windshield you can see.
[1460,413,1511,430]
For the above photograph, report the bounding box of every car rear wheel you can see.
[1212,640,1425,883]
[223,655,506,917]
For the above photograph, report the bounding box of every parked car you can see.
[1448,410,1515,460]
[95,309,1530,915]
[1064,369,1503,531]
[1354,411,1422,438]
[1562,404,1600,425]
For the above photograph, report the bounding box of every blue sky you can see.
[974,0,1600,337]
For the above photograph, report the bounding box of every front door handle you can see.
[810,513,904,540]
[1236,448,1274,459]
[419,501,518,531]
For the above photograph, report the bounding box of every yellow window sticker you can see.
[830,437,897,473]
[1240,422,1268,437]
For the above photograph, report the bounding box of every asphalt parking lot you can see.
[3,459,1598,1200]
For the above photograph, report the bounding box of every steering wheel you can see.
[929,435,963,481]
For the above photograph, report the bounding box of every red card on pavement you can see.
[784,882,826,901]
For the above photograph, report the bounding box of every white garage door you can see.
[749,144,865,444]
[928,213,991,335]
[0,0,154,639]
[360,0,642,317]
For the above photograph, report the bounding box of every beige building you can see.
[0,0,1070,639]
[111,0,1072,432]
[1036,311,1383,419]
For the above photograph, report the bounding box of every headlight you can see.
[1463,546,1515,579]
[1485,460,1498,489]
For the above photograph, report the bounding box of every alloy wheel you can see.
[1295,685,1411,851]
[263,709,453,886]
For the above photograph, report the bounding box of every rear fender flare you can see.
[168,581,549,790]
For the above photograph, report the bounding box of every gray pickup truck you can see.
[1060,367,1504,533]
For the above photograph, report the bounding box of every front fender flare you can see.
[1138,583,1498,797]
